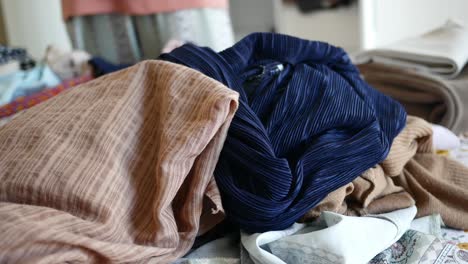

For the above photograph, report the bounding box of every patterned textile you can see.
[0,74,92,118]
[161,33,407,232]
[66,9,234,64]
[370,230,468,264]
[442,228,468,250]
[0,61,239,263]
[0,45,35,69]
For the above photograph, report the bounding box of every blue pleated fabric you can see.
[160,33,407,233]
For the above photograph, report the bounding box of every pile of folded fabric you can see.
[355,20,468,135]
[0,33,466,264]
[0,38,189,127]
[0,45,93,125]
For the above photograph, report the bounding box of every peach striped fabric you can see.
[62,0,229,19]
[0,60,239,263]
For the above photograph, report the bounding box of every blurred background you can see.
[3,0,468,144]
[1,0,468,60]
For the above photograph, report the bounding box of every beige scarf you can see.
[302,116,468,230]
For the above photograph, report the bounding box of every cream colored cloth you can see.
[355,20,468,79]
[243,207,417,264]
[45,45,91,80]
[0,60,239,263]
[303,116,468,230]
[432,124,460,151]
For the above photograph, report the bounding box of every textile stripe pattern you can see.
[161,33,407,232]
[0,60,239,263]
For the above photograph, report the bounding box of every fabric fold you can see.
[0,60,239,263]
[161,32,407,232]
[357,62,468,134]
[242,206,417,264]
[302,116,468,230]
[355,20,468,79]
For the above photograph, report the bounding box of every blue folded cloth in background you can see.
[161,32,407,232]
[88,57,131,77]
[0,64,60,106]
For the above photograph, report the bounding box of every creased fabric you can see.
[392,119,468,229]
[0,60,239,263]
[303,116,468,230]
[242,206,416,264]
[299,170,415,221]
[354,20,468,79]
[161,33,407,232]
[358,62,468,134]
[410,214,444,238]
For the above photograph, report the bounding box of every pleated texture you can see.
[0,61,239,263]
[160,33,407,232]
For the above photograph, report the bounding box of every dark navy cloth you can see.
[88,57,131,77]
[160,33,407,232]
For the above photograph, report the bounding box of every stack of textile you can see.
[0,45,93,125]
[355,20,468,134]
[0,45,35,75]
[0,33,467,264]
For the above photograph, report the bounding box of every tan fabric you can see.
[358,63,468,134]
[302,116,468,229]
[393,119,468,229]
[0,60,239,263]
[300,168,414,221]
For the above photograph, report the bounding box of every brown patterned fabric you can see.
[302,116,468,230]
[0,60,239,263]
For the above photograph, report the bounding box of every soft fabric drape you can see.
[0,61,239,263]
[302,116,468,230]
[161,33,407,232]
[358,62,468,134]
